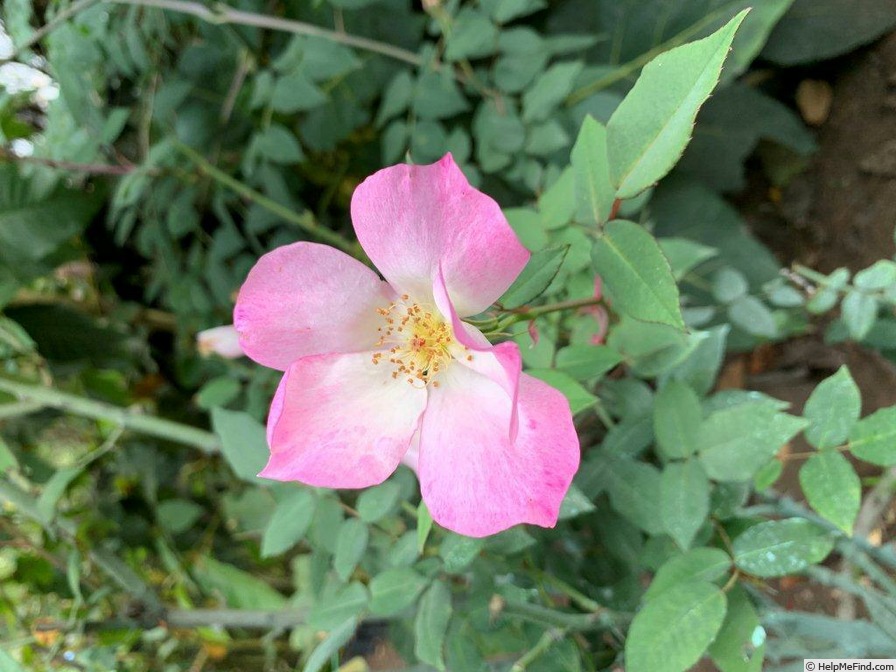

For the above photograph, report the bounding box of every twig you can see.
[0,150,139,176]
[0,377,220,453]
[500,598,628,632]
[511,628,566,671]
[837,466,896,618]
[107,0,422,67]
[164,607,307,630]
[175,142,364,260]
[0,400,45,419]
[746,492,896,572]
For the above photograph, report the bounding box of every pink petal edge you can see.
[418,368,580,537]
[260,351,427,488]
[234,241,394,371]
[350,154,529,316]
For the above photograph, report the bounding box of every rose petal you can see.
[418,368,580,537]
[261,351,427,488]
[351,154,529,316]
[432,267,520,438]
[234,242,394,371]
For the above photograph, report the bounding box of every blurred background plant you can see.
[2,0,896,670]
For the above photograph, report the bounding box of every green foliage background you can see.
[2,0,896,670]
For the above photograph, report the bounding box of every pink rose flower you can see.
[233,154,580,537]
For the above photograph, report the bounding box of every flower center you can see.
[371,295,460,387]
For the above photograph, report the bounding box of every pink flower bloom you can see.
[234,154,580,537]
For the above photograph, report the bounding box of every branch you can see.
[164,607,307,630]
[747,492,896,572]
[107,0,422,67]
[174,142,365,260]
[837,466,896,618]
[0,149,138,176]
[500,598,629,633]
[0,377,220,453]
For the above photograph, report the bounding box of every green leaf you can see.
[762,0,896,65]
[376,71,414,126]
[0,165,101,274]
[195,376,241,410]
[505,207,547,250]
[500,246,568,308]
[254,124,304,164]
[440,534,484,572]
[841,291,878,340]
[445,618,488,672]
[260,489,316,558]
[0,649,27,672]
[489,0,547,23]
[333,518,369,582]
[645,548,732,601]
[356,481,401,522]
[698,404,807,482]
[522,61,583,123]
[211,408,269,483]
[558,484,596,520]
[417,501,434,553]
[626,581,728,672]
[555,344,622,381]
[414,71,470,120]
[606,458,663,535]
[654,381,702,459]
[606,12,748,198]
[571,115,614,225]
[194,557,287,609]
[308,582,368,631]
[712,268,749,304]
[660,460,710,549]
[271,71,326,113]
[659,238,717,281]
[444,8,499,62]
[753,459,783,492]
[854,259,896,290]
[732,519,834,578]
[157,499,204,535]
[728,296,778,338]
[414,581,453,670]
[592,220,684,329]
[525,119,570,156]
[799,451,860,535]
[803,366,861,449]
[538,167,576,229]
[304,617,359,672]
[850,406,896,466]
[369,568,429,616]
[525,369,597,414]
[709,585,765,672]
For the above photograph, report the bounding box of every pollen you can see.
[371,298,460,387]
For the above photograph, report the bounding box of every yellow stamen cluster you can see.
[371,295,461,386]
